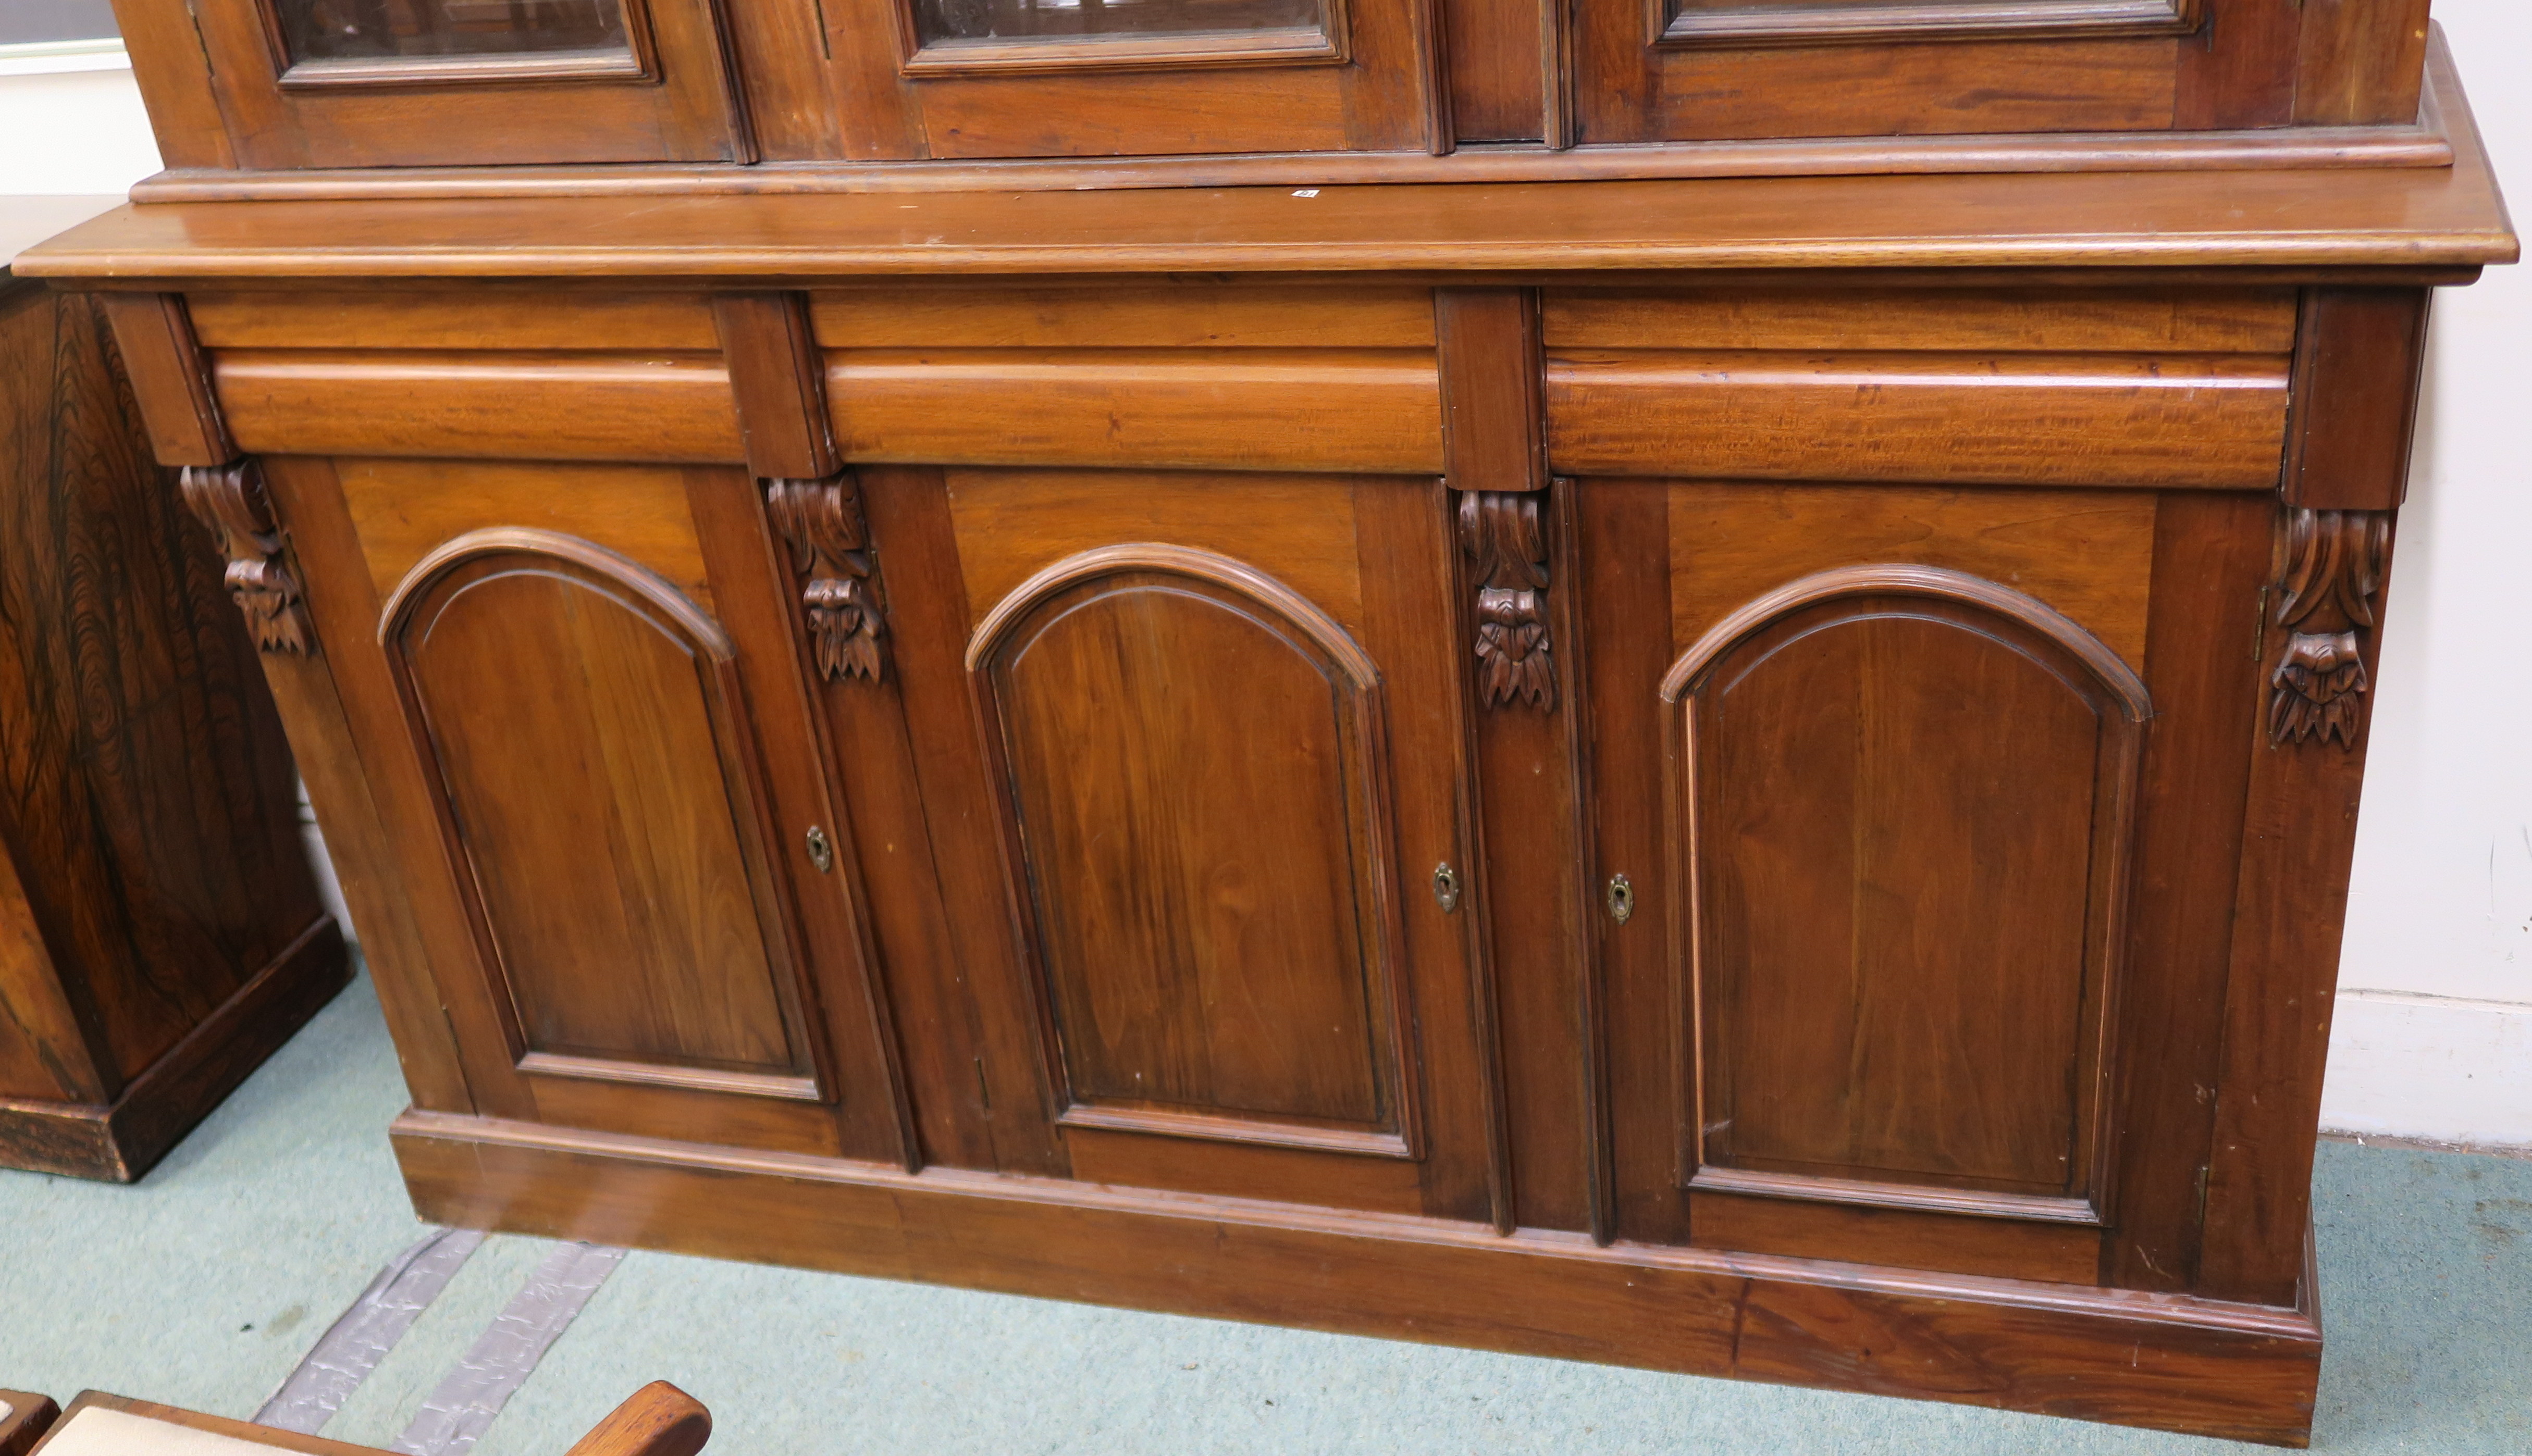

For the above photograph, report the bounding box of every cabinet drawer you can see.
[1543,287,2295,490]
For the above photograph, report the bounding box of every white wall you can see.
[0,13,2525,1149]
[2327,0,2532,1153]
[0,48,161,196]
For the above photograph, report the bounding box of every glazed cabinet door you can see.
[169,0,752,166]
[1562,284,2300,1287]
[256,455,909,1164]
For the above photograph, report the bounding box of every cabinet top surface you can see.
[22,42,2512,284]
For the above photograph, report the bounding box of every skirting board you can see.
[393,1111,2326,1447]
[0,917,349,1181]
[2321,990,2532,1152]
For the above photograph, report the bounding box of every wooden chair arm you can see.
[561,1383,709,1456]
[0,1390,60,1456]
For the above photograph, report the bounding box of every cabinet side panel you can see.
[2200,505,2393,1307]
[0,291,324,1086]
[259,455,534,1119]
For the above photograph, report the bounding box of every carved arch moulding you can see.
[765,471,886,685]
[2268,507,2392,749]
[179,458,313,655]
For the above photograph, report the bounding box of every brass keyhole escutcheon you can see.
[806,825,835,874]
[1432,863,1462,914]
[1605,873,1634,925]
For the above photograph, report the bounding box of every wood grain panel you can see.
[95,294,231,468]
[2199,504,2396,1308]
[829,349,1441,474]
[2282,287,2431,510]
[108,0,236,171]
[1463,480,1597,1234]
[1436,289,1548,495]
[1548,351,2289,489]
[214,351,743,464]
[1669,568,2148,1215]
[257,456,533,1122]
[21,40,2510,282]
[0,289,325,1092]
[908,69,1356,158]
[186,0,750,170]
[396,1111,2332,1446]
[1543,288,2298,355]
[187,291,722,352]
[1688,1188,2103,1285]
[1665,482,2158,670]
[339,460,713,607]
[2295,0,2433,126]
[385,534,808,1086]
[713,294,838,481]
[810,285,1437,349]
[969,546,1413,1155]
[2102,491,2272,1292]
[1442,0,1547,139]
[853,467,1069,1176]
[1345,477,1500,1226]
[1065,1124,1429,1212]
[526,1071,844,1160]
[1577,478,1679,1247]
[943,470,1364,627]
[1591,36,2179,144]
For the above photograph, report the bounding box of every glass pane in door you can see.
[273,0,628,64]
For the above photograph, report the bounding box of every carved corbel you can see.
[2268,507,2391,749]
[1458,489,1554,712]
[179,460,313,654]
[765,471,886,683]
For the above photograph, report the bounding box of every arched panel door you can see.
[1662,565,2151,1228]
[967,544,1420,1161]
[382,528,824,1104]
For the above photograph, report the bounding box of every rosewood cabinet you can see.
[29,0,2514,1441]
[0,257,346,1183]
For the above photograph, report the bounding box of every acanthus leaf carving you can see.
[765,471,886,684]
[178,459,313,655]
[2268,506,2390,749]
[1457,489,1554,712]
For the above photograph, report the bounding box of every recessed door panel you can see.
[1666,566,2148,1223]
[971,545,1412,1155]
[385,529,815,1096]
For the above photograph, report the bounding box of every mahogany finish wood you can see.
[0,277,344,1181]
[394,1109,2328,1445]
[23,0,2512,1443]
[2281,288,2431,510]
[0,1393,57,1456]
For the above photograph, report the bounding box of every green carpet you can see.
[4,972,2525,1454]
